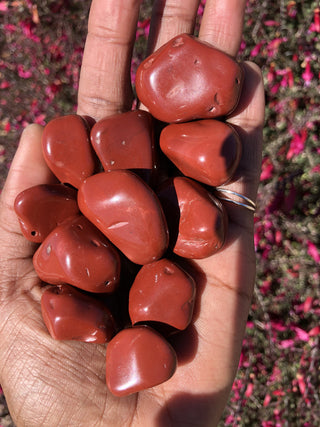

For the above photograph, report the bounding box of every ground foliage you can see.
[0,0,319,426]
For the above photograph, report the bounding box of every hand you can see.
[0,0,264,426]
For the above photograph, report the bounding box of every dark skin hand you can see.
[0,0,264,426]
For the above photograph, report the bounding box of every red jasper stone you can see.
[136,33,243,123]
[106,326,177,396]
[90,110,155,182]
[42,114,98,189]
[14,184,79,243]
[158,177,228,259]
[160,120,242,187]
[129,258,196,330]
[78,171,169,265]
[33,215,120,293]
[41,284,116,343]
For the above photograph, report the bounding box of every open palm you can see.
[0,1,264,426]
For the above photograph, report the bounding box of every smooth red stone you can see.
[42,114,98,189]
[14,184,79,243]
[158,177,228,259]
[33,215,120,293]
[129,258,196,330]
[90,110,155,181]
[106,326,177,396]
[136,34,243,123]
[160,120,242,187]
[41,284,116,343]
[78,171,169,265]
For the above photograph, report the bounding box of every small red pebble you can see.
[160,120,242,187]
[129,258,196,330]
[90,110,155,183]
[14,184,79,243]
[158,177,228,259]
[41,284,116,343]
[33,215,120,293]
[78,171,169,265]
[42,114,98,189]
[136,33,243,123]
[106,326,177,396]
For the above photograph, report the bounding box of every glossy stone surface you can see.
[136,33,243,123]
[129,258,196,330]
[106,326,177,396]
[158,177,228,259]
[78,171,169,265]
[41,284,116,343]
[91,110,155,182]
[33,215,120,293]
[14,184,79,243]
[160,120,242,187]
[42,114,98,189]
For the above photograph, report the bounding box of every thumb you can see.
[0,124,57,257]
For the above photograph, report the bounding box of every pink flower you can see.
[260,280,272,295]
[303,296,313,313]
[264,20,280,26]
[309,8,320,32]
[35,114,46,125]
[267,37,287,58]
[307,241,320,262]
[239,39,246,54]
[21,20,40,42]
[302,60,314,86]
[263,394,272,407]
[287,129,307,159]
[250,41,264,57]
[225,415,234,424]
[279,339,295,349]
[0,1,7,11]
[245,382,254,397]
[136,18,150,39]
[271,321,286,332]
[270,82,281,94]
[272,389,285,396]
[260,157,274,180]
[297,374,306,395]
[294,327,309,342]
[0,80,10,89]
[309,326,320,336]
[275,230,282,245]
[4,23,16,33]
[17,65,32,79]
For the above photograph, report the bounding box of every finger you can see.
[147,0,200,53]
[77,0,142,121]
[0,124,57,237]
[199,0,246,57]
[224,61,265,214]
[154,62,264,421]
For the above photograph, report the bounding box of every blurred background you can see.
[0,0,319,425]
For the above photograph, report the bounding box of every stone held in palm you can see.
[14,183,79,243]
[136,33,243,123]
[41,284,117,343]
[129,258,196,331]
[160,119,242,187]
[33,215,121,293]
[78,170,169,265]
